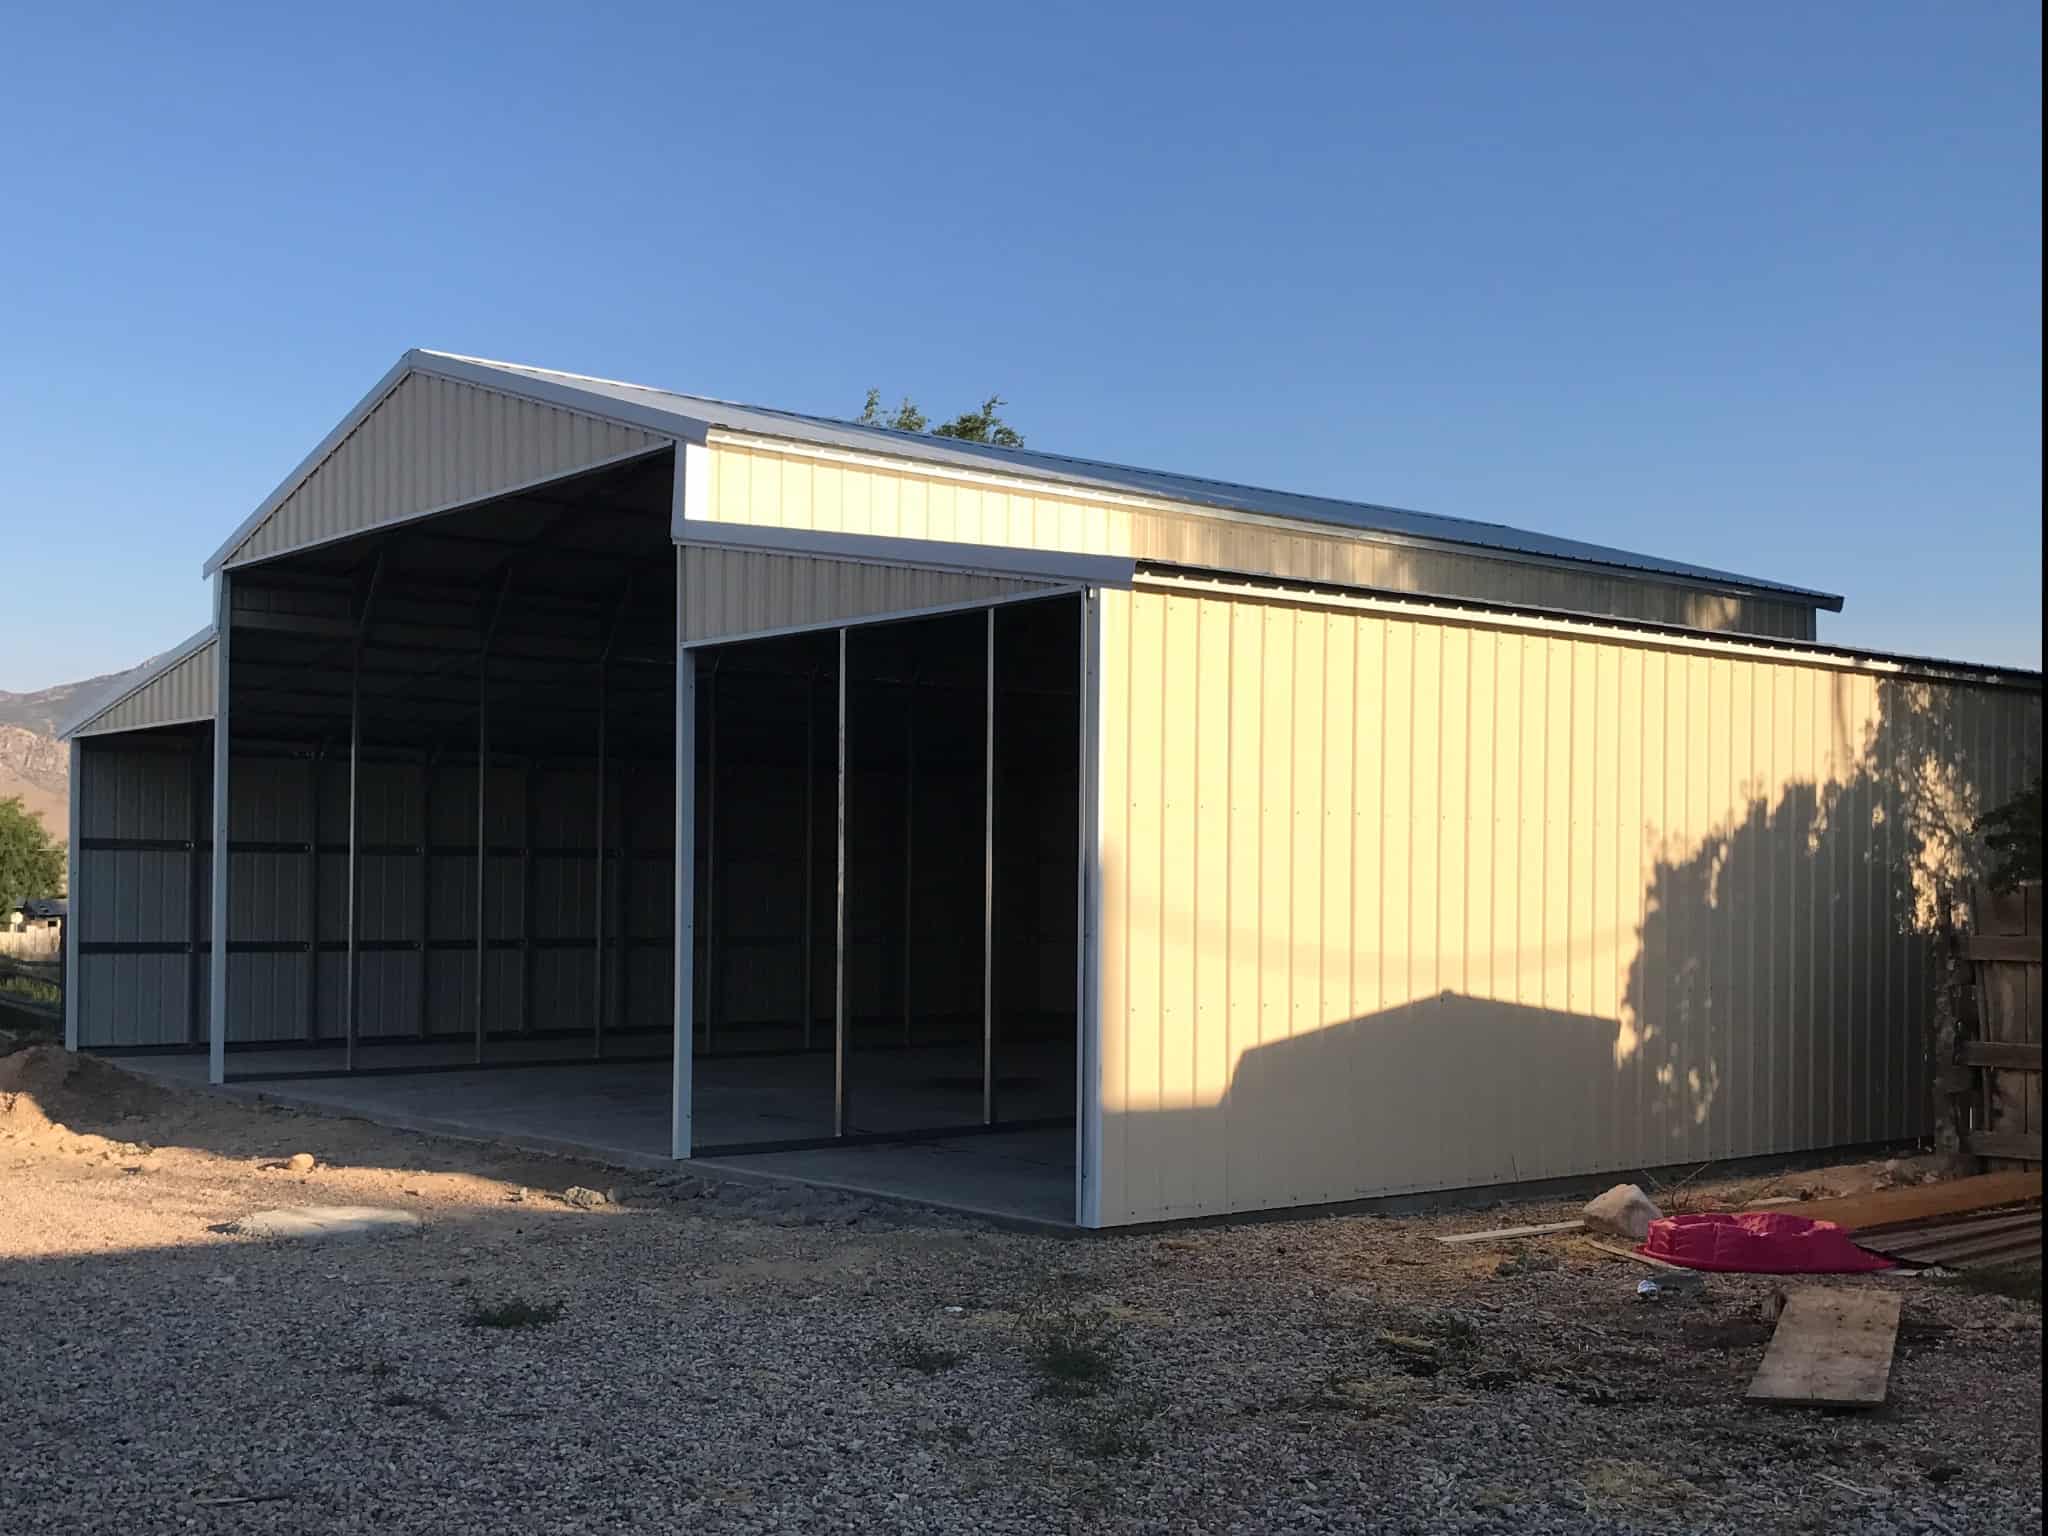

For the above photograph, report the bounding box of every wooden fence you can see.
[0,928,63,961]
[1963,882,2043,1165]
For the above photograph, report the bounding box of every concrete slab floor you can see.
[116,1051,1076,1226]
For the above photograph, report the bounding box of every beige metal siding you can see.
[223,371,669,569]
[1092,585,2041,1224]
[680,545,1059,643]
[706,438,1816,640]
[70,637,217,737]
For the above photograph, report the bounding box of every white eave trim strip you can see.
[1136,569,2041,691]
[673,517,1137,589]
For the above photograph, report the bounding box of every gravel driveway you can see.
[2,1044,2039,1534]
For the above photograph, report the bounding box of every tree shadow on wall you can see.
[1622,677,2039,1166]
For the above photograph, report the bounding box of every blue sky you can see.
[1,2,2039,690]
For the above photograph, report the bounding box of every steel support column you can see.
[344,617,363,1071]
[208,573,231,1085]
[671,548,695,1160]
[593,654,608,1058]
[983,606,997,1125]
[834,627,849,1138]
[194,734,212,1047]
[702,659,719,1053]
[901,680,915,1046]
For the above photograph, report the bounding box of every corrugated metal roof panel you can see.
[422,351,1843,610]
[61,628,217,739]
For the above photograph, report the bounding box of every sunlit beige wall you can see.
[703,438,1818,639]
[1091,582,2041,1225]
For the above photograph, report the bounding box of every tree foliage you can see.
[0,795,65,916]
[859,388,1024,447]
[1976,773,2043,892]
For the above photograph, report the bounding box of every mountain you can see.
[0,658,162,840]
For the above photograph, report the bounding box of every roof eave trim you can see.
[57,625,217,740]
[675,517,1137,588]
[1133,564,2035,690]
[702,426,1845,613]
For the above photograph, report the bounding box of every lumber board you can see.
[1965,1132,2044,1163]
[1579,1237,1683,1270]
[1785,1171,2041,1234]
[1435,1220,1584,1245]
[1967,934,2042,964]
[1958,1041,2044,1072]
[1746,1289,1902,1408]
[1861,1210,2043,1253]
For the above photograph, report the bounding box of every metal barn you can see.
[62,351,2044,1225]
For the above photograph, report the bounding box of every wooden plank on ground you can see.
[1579,1237,1683,1270]
[1786,1171,2042,1234]
[1746,1289,1902,1409]
[1435,1220,1584,1245]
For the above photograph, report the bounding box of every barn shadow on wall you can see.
[1100,676,2037,1221]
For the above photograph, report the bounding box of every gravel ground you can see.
[1,1043,2040,1535]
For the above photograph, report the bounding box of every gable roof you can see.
[208,348,1844,609]
[58,626,216,740]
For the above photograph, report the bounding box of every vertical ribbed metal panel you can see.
[706,440,1816,640]
[679,545,1057,642]
[71,637,217,737]
[225,372,669,568]
[1093,585,2042,1224]
[74,738,195,1047]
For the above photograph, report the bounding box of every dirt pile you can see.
[0,1044,171,1145]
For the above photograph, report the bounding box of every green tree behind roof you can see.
[859,389,1024,448]
[0,795,66,917]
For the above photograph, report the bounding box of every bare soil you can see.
[1,1040,2038,1534]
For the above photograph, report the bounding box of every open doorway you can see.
[686,593,1082,1195]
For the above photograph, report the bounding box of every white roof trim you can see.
[203,346,1843,608]
[1138,569,2043,692]
[675,519,1136,588]
[58,625,217,739]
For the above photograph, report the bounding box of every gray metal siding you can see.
[222,371,670,570]
[73,732,672,1049]
[74,737,200,1048]
[1091,584,2043,1224]
[703,440,1816,640]
[70,636,217,738]
[680,545,1059,643]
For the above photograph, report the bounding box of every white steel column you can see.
[671,547,696,1159]
[1076,588,1102,1227]
[834,626,849,1138]
[982,607,996,1124]
[208,573,232,1086]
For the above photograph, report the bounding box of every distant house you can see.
[5,897,65,933]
